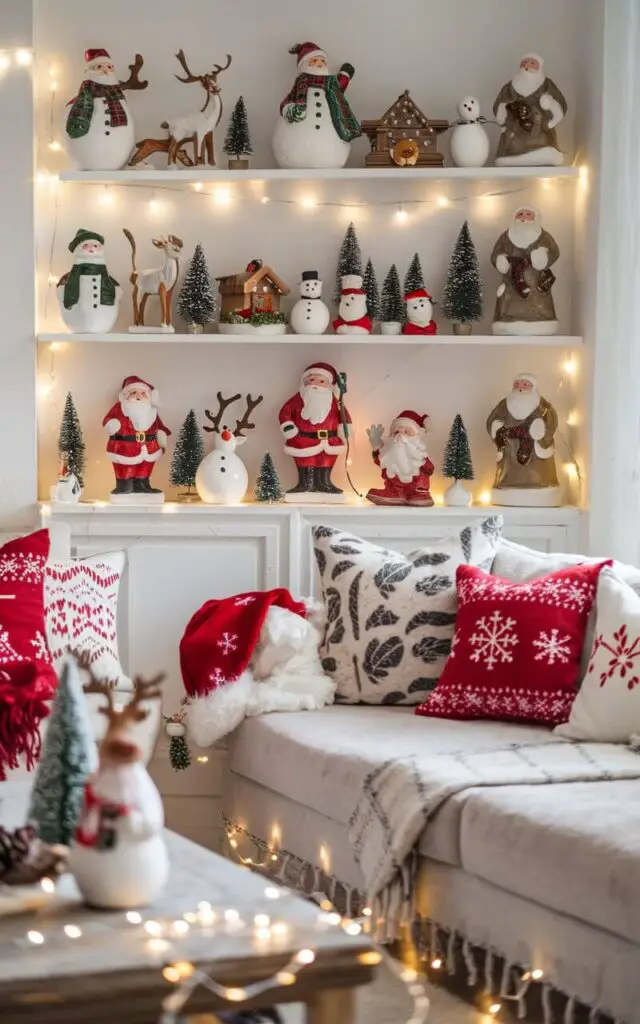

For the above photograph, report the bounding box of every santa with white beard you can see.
[103,376,171,501]
[493,54,567,166]
[65,48,147,171]
[366,411,434,507]
[491,205,560,336]
[486,372,560,506]
[279,363,351,498]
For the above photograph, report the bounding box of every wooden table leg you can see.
[306,986,356,1024]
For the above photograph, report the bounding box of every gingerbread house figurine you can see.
[216,258,290,318]
[362,90,448,167]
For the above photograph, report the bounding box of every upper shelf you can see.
[37,332,583,346]
[56,166,582,185]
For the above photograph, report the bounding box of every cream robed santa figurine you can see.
[493,54,567,166]
[366,411,434,507]
[333,274,372,335]
[272,41,362,169]
[487,372,561,507]
[491,205,560,336]
[57,229,121,334]
[103,376,171,503]
[279,362,351,502]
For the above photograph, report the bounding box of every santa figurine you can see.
[64,48,147,171]
[402,288,437,336]
[493,54,567,166]
[279,362,351,502]
[103,376,171,503]
[366,411,434,507]
[487,372,561,507]
[333,275,372,335]
[57,229,121,334]
[272,42,362,169]
[491,205,560,336]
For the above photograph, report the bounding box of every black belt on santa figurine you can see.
[298,429,338,439]
[112,432,157,443]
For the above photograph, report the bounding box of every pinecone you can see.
[507,99,534,132]
[537,268,556,293]
[508,256,532,298]
[0,825,36,880]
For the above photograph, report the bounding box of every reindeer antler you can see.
[203,391,242,433]
[120,53,148,92]
[130,674,164,707]
[75,650,117,720]
[234,394,264,437]
[174,48,204,85]
[212,54,232,75]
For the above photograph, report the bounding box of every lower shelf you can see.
[37,332,584,346]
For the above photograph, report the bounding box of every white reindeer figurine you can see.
[162,49,232,167]
[123,229,183,333]
[196,391,263,504]
[70,669,169,909]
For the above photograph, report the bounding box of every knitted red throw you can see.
[0,662,52,779]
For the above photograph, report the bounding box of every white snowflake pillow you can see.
[556,568,640,741]
[44,551,130,689]
[312,517,503,705]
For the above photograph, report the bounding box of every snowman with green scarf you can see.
[57,229,121,334]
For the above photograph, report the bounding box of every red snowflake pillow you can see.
[416,561,610,726]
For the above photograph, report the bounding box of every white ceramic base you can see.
[284,491,346,504]
[129,325,175,334]
[492,319,559,336]
[444,480,473,507]
[109,491,165,505]
[495,147,564,166]
[492,485,562,507]
[218,322,288,335]
[380,322,402,336]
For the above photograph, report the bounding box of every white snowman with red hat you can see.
[402,288,438,335]
[272,41,362,169]
[64,48,147,171]
[333,274,372,335]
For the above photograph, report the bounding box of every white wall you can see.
[33,0,583,506]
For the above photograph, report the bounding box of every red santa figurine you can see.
[279,362,351,501]
[333,274,372,335]
[402,289,437,335]
[103,376,171,503]
[366,411,434,506]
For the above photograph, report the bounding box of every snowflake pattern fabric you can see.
[557,568,640,742]
[417,561,609,726]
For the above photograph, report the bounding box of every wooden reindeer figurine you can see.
[129,50,232,168]
[69,671,169,909]
[196,391,263,504]
[123,229,184,333]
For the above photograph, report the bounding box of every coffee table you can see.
[0,831,376,1023]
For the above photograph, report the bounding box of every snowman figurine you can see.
[332,275,372,335]
[450,97,491,168]
[402,288,438,335]
[64,48,147,171]
[196,394,263,505]
[272,42,362,169]
[290,271,330,335]
[57,229,121,334]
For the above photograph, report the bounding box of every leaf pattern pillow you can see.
[313,518,503,705]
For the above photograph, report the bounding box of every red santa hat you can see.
[302,362,338,386]
[391,410,429,431]
[119,375,159,405]
[404,288,433,303]
[85,48,111,65]
[289,42,326,66]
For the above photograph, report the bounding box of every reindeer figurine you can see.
[129,49,232,168]
[69,670,169,909]
[196,391,263,504]
[123,228,184,333]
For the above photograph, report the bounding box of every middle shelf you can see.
[37,333,584,346]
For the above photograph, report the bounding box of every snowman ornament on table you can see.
[333,275,372,335]
[57,229,121,334]
[450,97,491,168]
[196,392,264,504]
[290,271,330,335]
[64,48,148,171]
[402,288,438,335]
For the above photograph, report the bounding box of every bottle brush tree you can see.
[334,221,362,302]
[223,96,253,160]
[58,392,86,485]
[170,409,205,498]
[255,452,284,503]
[177,243,216,330]
[362,257,380,321]
[442,220,483,328]
[380,264,404,323]
[442,414,474,481]
[403,252,426,294]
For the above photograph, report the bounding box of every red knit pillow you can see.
[416,561,610,726]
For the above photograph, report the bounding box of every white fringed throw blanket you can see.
[348,739,640,938]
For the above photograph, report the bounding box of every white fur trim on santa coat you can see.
[105,418,121,435]
[156,429,168,447]
[280,421,298,438]
[283,438,346,457]
[107,447,164,466]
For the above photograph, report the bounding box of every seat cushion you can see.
[459,780,640,945]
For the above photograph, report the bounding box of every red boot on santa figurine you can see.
[333,275,372,335]
[366,411,435,506]
[103,376,171,504]
[279,362,352,503]
[402,288,438,335]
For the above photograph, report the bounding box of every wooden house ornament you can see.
[362,90,448,167]
[216,259,290,318]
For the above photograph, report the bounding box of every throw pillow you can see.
[312,517,503,705]
[556,568,640,741]
[44,551,129,688]
[417,561,609,726]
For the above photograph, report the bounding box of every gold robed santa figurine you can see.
[487,372,560,507]
[493,54,567,166]
[491,205,560,336]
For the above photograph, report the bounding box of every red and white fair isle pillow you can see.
[416,561,610,726]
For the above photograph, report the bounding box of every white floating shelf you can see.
[56,166,581,185]
[37,332,583,346]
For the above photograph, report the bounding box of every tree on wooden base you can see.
[334,222,362,302]
[223,96,253,168]
[170,410,205,500]
[442,413,474,506]
[442,221,482,334]
[58,392,86,485]
[177,244,216,332]
[255,452,284,503]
